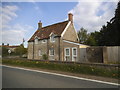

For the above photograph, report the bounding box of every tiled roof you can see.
[28,20,69,42]
[0,45,20,48]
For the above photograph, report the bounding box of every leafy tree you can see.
[78,1,120,46]
[2,47,9,57]
[98,1,120,46]
[78,27,88,44]
[15,44,27,56]
[110,1,120,45]
[77,28,100,46]
[86,31,99,46]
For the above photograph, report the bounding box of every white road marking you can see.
[2,65,119,86]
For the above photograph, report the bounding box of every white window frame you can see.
[64,48,70,61]
[72,47,77,61]
[49,48,55,56]
[38,50,42,56]
[50,34,55,42]
[35,38,38,44]
[42,39,46,43]
[65,48,70,56]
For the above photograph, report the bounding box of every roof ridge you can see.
[40,20,69,29]
[28,20,69,42]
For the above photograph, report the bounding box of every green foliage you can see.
[2,47,9,57]
[78,27,88,44]
[85,31,100,46]
[42,54,48,60]
[95,1,120,46]
[77,28,99,46]
[85,36,96,46]
[2,58,119,79]
[15,44,27,56]
[77,1,120,46]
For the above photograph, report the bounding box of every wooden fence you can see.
[80,46,120,64]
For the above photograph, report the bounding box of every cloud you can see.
[1,5,34,47]
[69,1,117,32]
[2,24,34,45]
[33,2,42,12]
[1,5,18,25]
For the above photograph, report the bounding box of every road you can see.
[2,65,119,88]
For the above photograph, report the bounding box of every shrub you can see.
[2,47,9,57]
[42,54,48,60]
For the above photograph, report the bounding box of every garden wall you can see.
[80,46,120,64]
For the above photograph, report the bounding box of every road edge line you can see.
[2,65,119,86]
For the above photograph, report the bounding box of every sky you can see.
[1,0,118,47]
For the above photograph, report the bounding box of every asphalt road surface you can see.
[2,65,119,88]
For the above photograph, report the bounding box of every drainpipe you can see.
[58,37,60,61]
[47,39,49,60]
[33,41,34,59]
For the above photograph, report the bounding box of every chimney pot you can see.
[68,13,73,23]
[38,20,42,29]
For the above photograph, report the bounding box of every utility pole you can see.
[22,38,25,47]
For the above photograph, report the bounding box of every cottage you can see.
[28,13,81,62]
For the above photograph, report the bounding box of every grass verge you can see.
[2,58,119,79]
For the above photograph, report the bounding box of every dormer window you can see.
[50,34,55,42]
[42,39,47,43]
[35,36,38,44]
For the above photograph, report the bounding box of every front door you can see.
[72,47,77,61]
[64,48,70,61]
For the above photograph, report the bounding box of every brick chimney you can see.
[38,20,42,29]
[68,13,73,23]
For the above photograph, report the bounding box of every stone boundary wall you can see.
[80,46,120,64]
[86,47,103,63]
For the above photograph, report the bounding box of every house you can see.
[28,13,81,62]
[1,43,20,52]
[0,43,20,58]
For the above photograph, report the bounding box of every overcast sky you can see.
[1,0,118,47]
